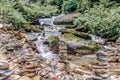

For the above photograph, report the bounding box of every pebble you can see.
[19,76,31,80]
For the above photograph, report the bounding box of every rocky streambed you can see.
[0,13,120,80]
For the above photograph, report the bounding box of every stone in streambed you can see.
[96,50,107,61]
[47,36,60,53]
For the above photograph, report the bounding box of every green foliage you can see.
[63,0,77,12]
[6,10,28,30]
[74,5,120,39]
[47,36,60,51]
[79,0,91,11]
[0,0,60,29]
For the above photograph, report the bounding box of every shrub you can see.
[6,10,28,30]
[63,0,77,12]
[74,5,120,39]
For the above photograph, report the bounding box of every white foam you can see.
[0,24,3,28]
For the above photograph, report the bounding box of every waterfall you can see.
[36,14,65,59]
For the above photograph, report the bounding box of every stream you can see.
[28,14,118,62]
[36,14,65,59]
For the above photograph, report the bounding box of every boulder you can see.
[54,13,80,25]
[64,38,100,55]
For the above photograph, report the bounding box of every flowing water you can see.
[36,14,65,59]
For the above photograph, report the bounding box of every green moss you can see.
[25,25,42,32]
[72,30,91,39]
[47,36,60,48]
[63,33,100,52]
[64,33,81,41]
[81,40,100,51]
[60,29,72,33]
[60,29,91,39]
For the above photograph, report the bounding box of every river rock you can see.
[32,76,40,80]
[96,50,107,61]
[19,76,31,80]
[0,62,13,80]
[25,25,42,32]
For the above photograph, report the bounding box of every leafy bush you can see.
[74,5,120,39]
[0,0,60,29]
[0,0,28,29]
[6,10,28,30]
[63,0,77,12]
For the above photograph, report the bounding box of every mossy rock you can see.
[60,29,91,39]
[54,13,80,25]
[63,33,100,54]
[60,29,72,34]
[47,36,60,52]
[64,25,77,29]
[63,33,81,41]
[66,39,100,54]
[72,31,91,40]
[25,25,42,32]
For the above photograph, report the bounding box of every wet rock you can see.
[11,75,21,80]
[99,73,110,79]
[92,50,110,80]
[60,29,91,39]
[91,75,102,80]
[25,25,42,32]
[47,36,60,53]
[96,50,107,61]
[18,53,44,78]
[66,39,99,55]
[0,62,13,80]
